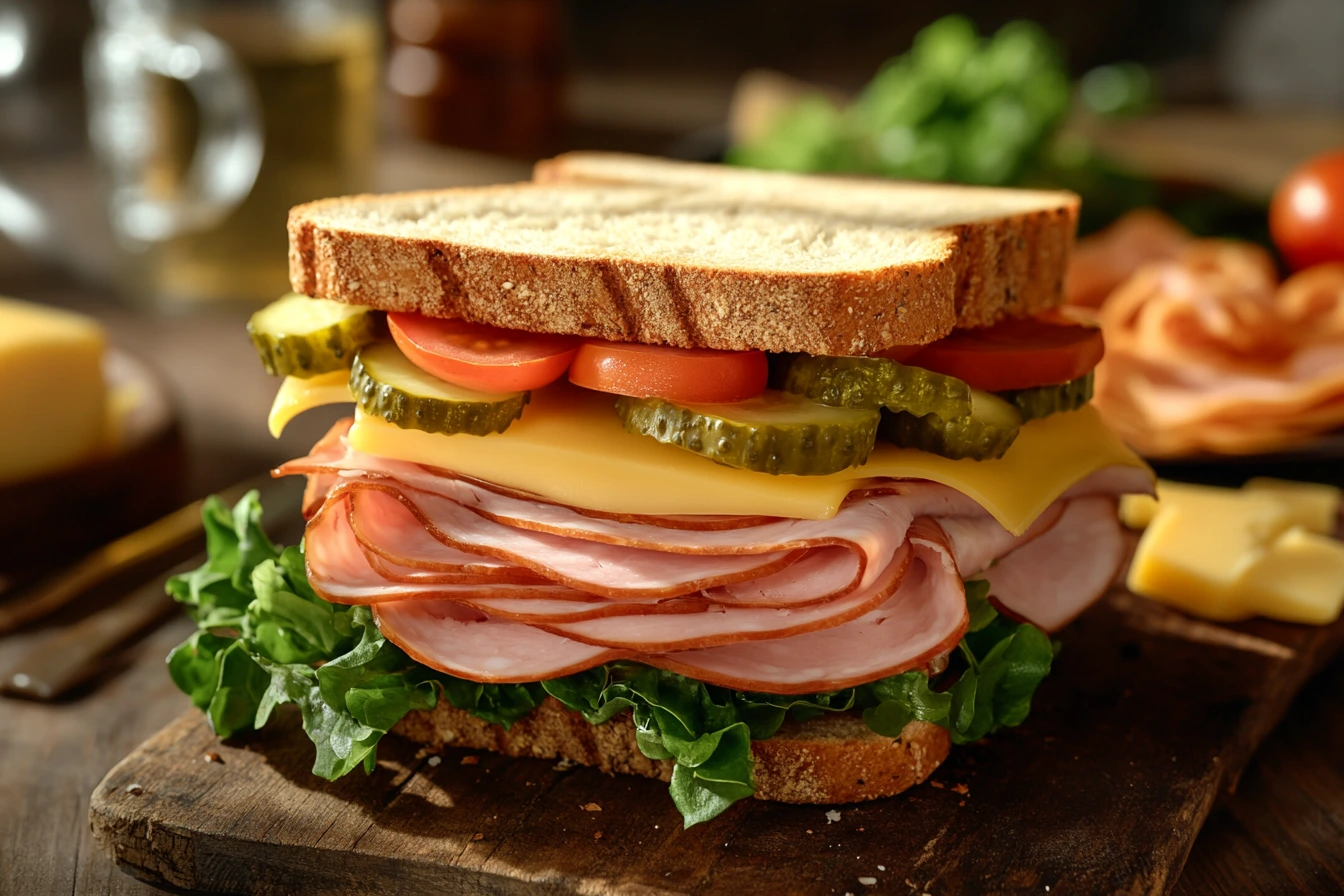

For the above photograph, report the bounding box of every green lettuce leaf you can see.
[167,495,1058,829]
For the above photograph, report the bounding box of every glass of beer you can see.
[86,0,379,308]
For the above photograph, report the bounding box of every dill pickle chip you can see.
[879,388,1022,460]
[615,391,879,476]
[248,293,383,378]
[999,373,1095,421]
[350,342,528,437]
[780,354,974,419]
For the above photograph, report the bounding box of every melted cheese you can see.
[271,375,1149,534]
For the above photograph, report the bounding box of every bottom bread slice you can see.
[392,697,950,804]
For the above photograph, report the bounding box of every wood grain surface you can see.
[85,586,1344,896]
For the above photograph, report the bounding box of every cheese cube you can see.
[1236,527,1344,625]
[1243,478,1341,536]
[1126,495,1296,621]
[1119,481,1234,529]
[0,298,107,484]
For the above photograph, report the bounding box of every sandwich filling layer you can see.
[277,417,1144,695]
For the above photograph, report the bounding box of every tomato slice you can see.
[569,340,768,403]
[902,316,1105,391]
[387,313,579,393]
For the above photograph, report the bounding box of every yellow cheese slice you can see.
[268,369,353,438]
[1121,478,1342,535]
[267,373,1149,533]
[275,378,1143,533]
[0,297,107,484]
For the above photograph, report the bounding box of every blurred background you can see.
[2,0,1343,502]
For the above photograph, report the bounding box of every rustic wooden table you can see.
[1,143,1342,896]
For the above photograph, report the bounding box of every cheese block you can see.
[0,298,107,484]
[1127,482,1344,625]
[1120,479,1341,535]
[1236,527,1344,625]
[1243,478,1342,536]
[271,375,1150,534]
[1126,495,1296,621]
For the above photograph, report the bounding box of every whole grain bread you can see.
[391,696,949,804]
[288,159,1078,355]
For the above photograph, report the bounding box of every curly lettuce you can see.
[167,493,1055,826]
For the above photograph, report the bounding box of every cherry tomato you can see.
[387,313,579,393]
[1270,149,1344,271]
[902,316,1104,391]
[569,340,768,403]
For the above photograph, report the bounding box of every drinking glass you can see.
[84,0,379,306]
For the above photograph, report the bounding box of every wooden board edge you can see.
[89,714,203,892]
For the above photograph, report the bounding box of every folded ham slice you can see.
[983,496,1126,631]
[537,543,912,651]
[655,530,968,693]
[376,599,626,681]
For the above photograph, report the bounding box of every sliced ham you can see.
[376,599,627,681]
[288,418,1142,693]
[982,496,1126,631]
[538,543,911,651]
[647,533,967,693]
[341,484,804,599]
[373,531,965,692]
[307,497,586,605]
[937,501,1065,579]
[284,428,913,568]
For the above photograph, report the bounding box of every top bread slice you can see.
[289,155,1078,355]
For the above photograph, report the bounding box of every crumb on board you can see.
[459,755,477,765]
[472,833,484,842]
[826,809,842,823]
[858,877,878,886]
[124,784,143,795]
[877,865,885,871]
[553,758,576,771]
[583,802,602,812]
[952,783,969,796]
[929,781,945,789]
[594,831,603,840]
[203,752,222,764]
[426,756,441,767]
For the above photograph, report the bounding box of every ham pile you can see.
[278,419,1145,694]
[1068,211,1344,457]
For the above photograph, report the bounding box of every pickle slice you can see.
[780,354,973,419]
[615,391,879,476]
[1000,373,1095,421]
[879,388,1022,461]
[350,342,528,437]
[248,293,382,378]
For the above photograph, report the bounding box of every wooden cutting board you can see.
[89,589,1344,896]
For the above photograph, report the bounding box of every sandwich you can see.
[166,154,1153,826]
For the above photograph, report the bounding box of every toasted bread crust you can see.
[287,170,1077,354]
[391,696,950,804]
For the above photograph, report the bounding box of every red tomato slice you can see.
[569,340,768,403]
[902,317,1105,391]
[387,313,579,393]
